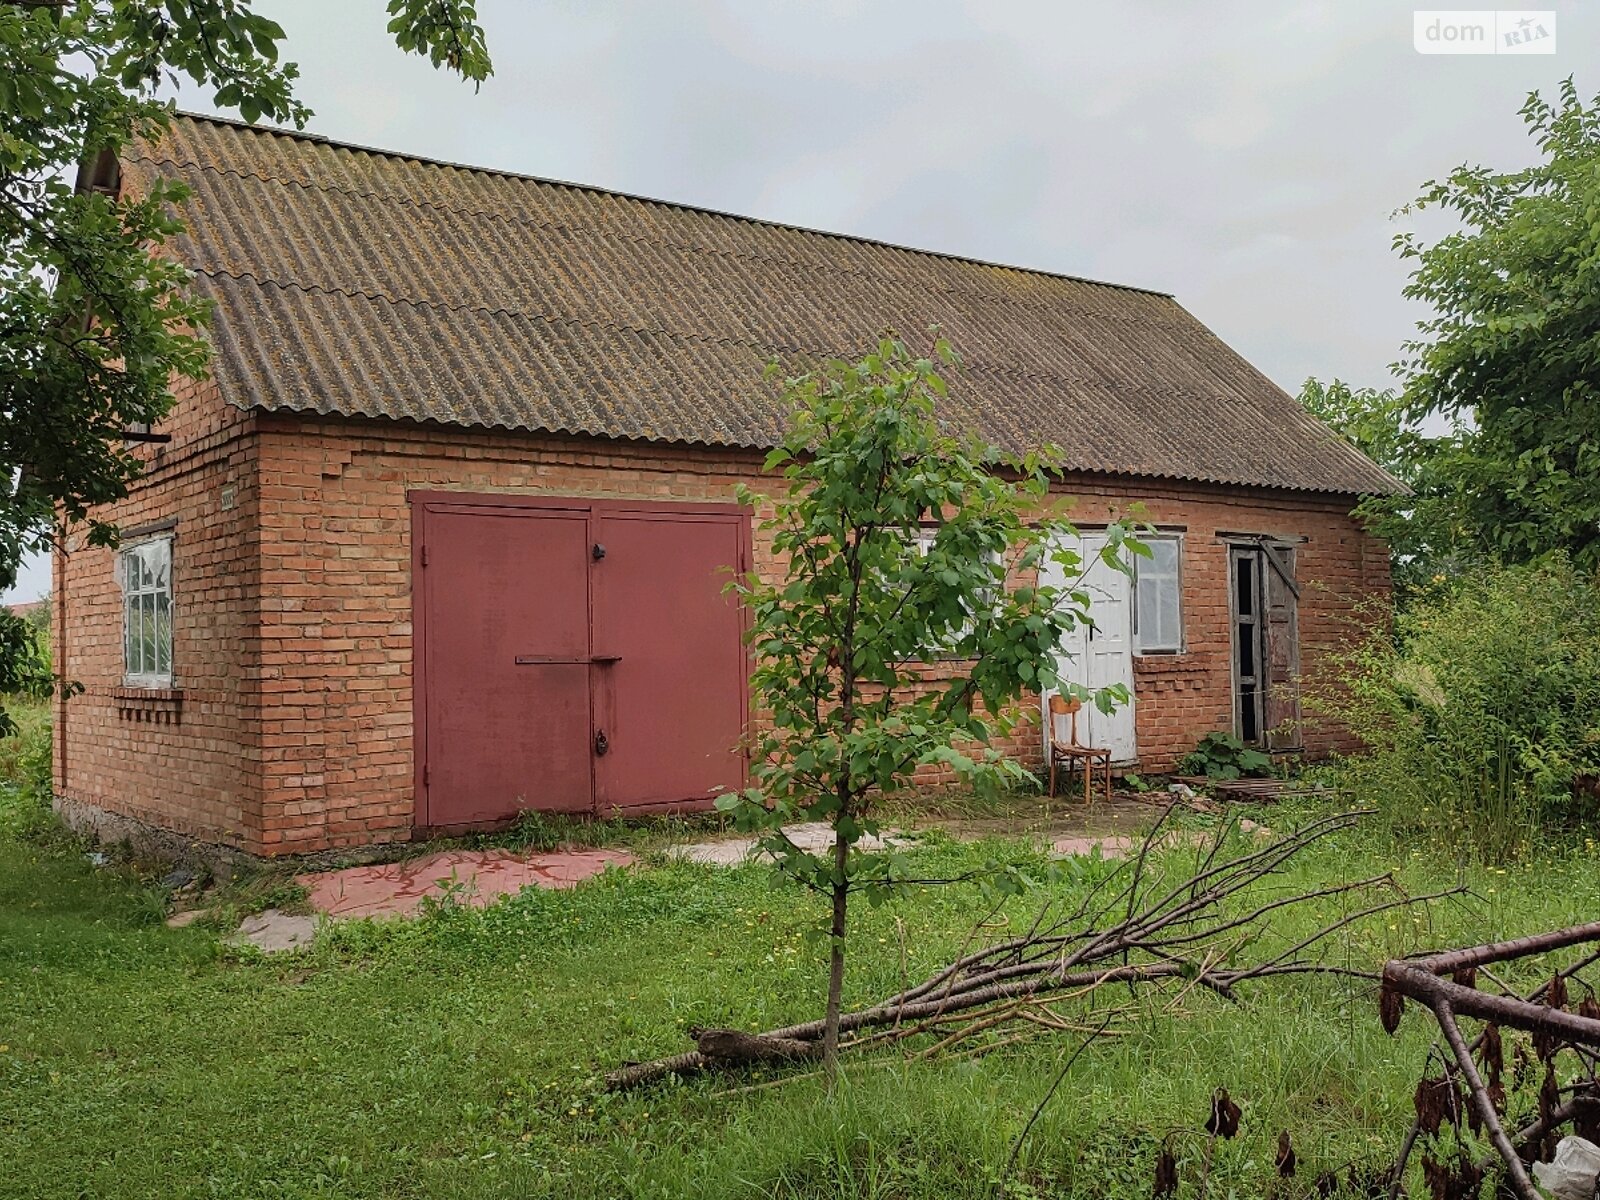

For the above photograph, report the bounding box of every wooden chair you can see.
[1047,693,1113,805]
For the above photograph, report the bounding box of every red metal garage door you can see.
[415,501,594,824]
[591,509,748,814]
[413,494,749,830]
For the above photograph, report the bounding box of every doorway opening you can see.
[1228,540,1301,752]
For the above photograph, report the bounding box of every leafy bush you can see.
[0,698,53,838]
[0,613,57,736]
[17,718,51,806]
[1314,558,1600,862]
[1177,732,1272,781]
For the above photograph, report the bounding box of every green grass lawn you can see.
[3,779,1599,1199]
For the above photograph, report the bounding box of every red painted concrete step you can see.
[296,847,634,921]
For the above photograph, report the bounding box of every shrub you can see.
[0,699,53,838]
[17,716,51,805]
[1176,732,1272,781]
[1314,557,1600,861]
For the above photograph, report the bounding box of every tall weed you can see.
[0,698,53,838]
[1313,558,1600,861]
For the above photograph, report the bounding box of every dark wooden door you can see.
[1229,546,1265,745]
[591,509,748,813]
[418,502,594,825]
[1260,545,1301,752]
[414,495,748,829]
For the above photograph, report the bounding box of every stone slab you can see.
[229,908,317,953]
[670,821,911,866]
[296,847,635,921]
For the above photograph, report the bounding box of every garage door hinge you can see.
[423,763,430,787]
[420,545,429,567]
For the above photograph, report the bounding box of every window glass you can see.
[1133,536,1183,654]
[154,589,171,677]
[122,536,174,685]
[139,592,153,670]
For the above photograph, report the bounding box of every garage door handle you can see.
[513,655,624,665]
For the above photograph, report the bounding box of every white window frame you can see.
[1132,533,1184,655]
[120,534,174,687]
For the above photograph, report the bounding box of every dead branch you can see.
[1386,947,1600,1197]
[693,1027,822,1064]
[1385,962,1600,1048]
[1434,997,1539,1199]
[607,808,1452,1091]
[1380,922,1600,1199]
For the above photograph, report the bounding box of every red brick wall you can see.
[58,408,1390,856]
[1051,483,1391,769]
[54,377,263,851]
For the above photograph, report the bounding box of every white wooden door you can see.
[1040,533,1137,764]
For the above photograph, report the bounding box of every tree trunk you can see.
[822,823,850,1080]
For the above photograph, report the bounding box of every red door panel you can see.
[591,511,747,813]
[420,504,593,825]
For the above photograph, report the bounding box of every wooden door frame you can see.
[409,491,753,835]
[1223,536,1302,752]
[1226,543,1267,747]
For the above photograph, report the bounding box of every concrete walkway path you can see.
[220,847,637,952]
[295,847,636,921]
[670,821,911,866]
[226,800,1254,951]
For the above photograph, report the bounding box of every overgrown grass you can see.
[0,694,47,781]
[3,781,1597,1199]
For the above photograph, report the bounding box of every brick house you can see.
[54,114,1400,857]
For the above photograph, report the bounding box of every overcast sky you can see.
[9,1,1592,602]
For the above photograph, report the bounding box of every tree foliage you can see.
[719,336,1141,1068]
[1297,379,1428,489]
[1392,79,1600,572]
[0,1,490,728]
[1295,378,1471,603]
[1297,82,1600,599]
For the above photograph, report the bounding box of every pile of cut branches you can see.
[608,807,1457,1090]
[1381,922,1600,1199]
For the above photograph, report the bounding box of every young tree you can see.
[0,1,492,730]
[1395,79,1600,571]
[721,336,1140,1072]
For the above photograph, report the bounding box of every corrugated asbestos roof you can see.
[125,113,1402,496]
